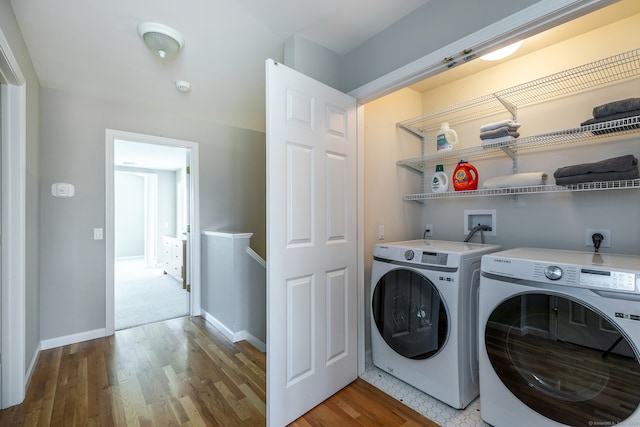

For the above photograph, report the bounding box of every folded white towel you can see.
[480,120,521,133]
[481,135,517,147]
[483,172,548,189]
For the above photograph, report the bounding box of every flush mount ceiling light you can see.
[480,40,523,61]
[138,22,184,59]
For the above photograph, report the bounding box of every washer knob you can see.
[544,265,563,280]
[404,250,415,260]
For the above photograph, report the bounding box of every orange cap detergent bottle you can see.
[453,160,478,191]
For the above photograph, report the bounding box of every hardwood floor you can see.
[0,316,438,426]
[290,378,439,427]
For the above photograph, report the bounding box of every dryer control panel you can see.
[579,268,636,292]
[482,247,640,294]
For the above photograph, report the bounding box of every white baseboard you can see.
[201,311,266,353]
[235,330,266,353]
[40,328,107,351]
[202,311,235,341]
[25,342,42,390]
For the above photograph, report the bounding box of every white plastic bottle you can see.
[431,164,449,193]
[436,122,458,151]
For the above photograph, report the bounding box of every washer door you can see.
[372,268,448,360]
[485,293,640,426]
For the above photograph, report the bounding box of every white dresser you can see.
[163,235,186,288]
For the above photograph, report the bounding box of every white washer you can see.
[479,248,640,427]
[370,239,501,409]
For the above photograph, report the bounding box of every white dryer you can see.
[370,239,501,409]
[479,248,640,427]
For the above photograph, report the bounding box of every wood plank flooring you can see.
[0,316,438,426]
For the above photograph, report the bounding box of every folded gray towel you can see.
[480,126,520,140]
[480,120,521,133]
[555,168,639,185]
[581,109,640,126]
[581,109,640,135]
[553,154,638,179]
[593,98,640,119]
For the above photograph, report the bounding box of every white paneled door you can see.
[266,59,358,427]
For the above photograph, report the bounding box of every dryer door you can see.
[372,268,448,360]
[485,292,640,426]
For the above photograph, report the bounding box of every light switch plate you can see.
[94,228,103,240]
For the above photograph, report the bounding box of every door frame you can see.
[0,28,27,409]
[0,27,27,409]
[105,129,201,335]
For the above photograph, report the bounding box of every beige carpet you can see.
[115,258,190,330]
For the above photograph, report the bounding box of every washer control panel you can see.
[374,244,456,267]
[420,251,448,266]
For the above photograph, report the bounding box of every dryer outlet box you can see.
[464,210,496,237]
[585,228,610,248]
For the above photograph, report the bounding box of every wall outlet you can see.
[378,225,384,240]
[585,228,610,248]
[424,224,433,237]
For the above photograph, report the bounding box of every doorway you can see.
[105,130,201,335]
[113,163,189,330]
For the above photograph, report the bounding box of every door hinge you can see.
[186,166,190,174]
[186,284,191,292]
[186,225,190,233]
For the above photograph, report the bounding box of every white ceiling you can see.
[9,0,429,133]
[114,140,187,171]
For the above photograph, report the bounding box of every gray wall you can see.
[284,34,342,91]
[113,172,144,258]
[114,168,178,260]
[338,0,539,92]
[201,232,266,349]
[114,172,144,258]
[284,0,539,93]
[0,0,41,381]
[39,87,266,341]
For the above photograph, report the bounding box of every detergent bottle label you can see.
[454,169,468,184]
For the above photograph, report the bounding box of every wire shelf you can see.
[403,179,640,201]
[398,48,640,133]
[397,115,640,171]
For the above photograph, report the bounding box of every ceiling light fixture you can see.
[480,40,523,61]
[138,22,184,59]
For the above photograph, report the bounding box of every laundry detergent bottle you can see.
[453,160,478,191]
[436,122,458,151]
[431,164,449,193]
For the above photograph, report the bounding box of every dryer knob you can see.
[544,265,563,280]
[404,250,415,260]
